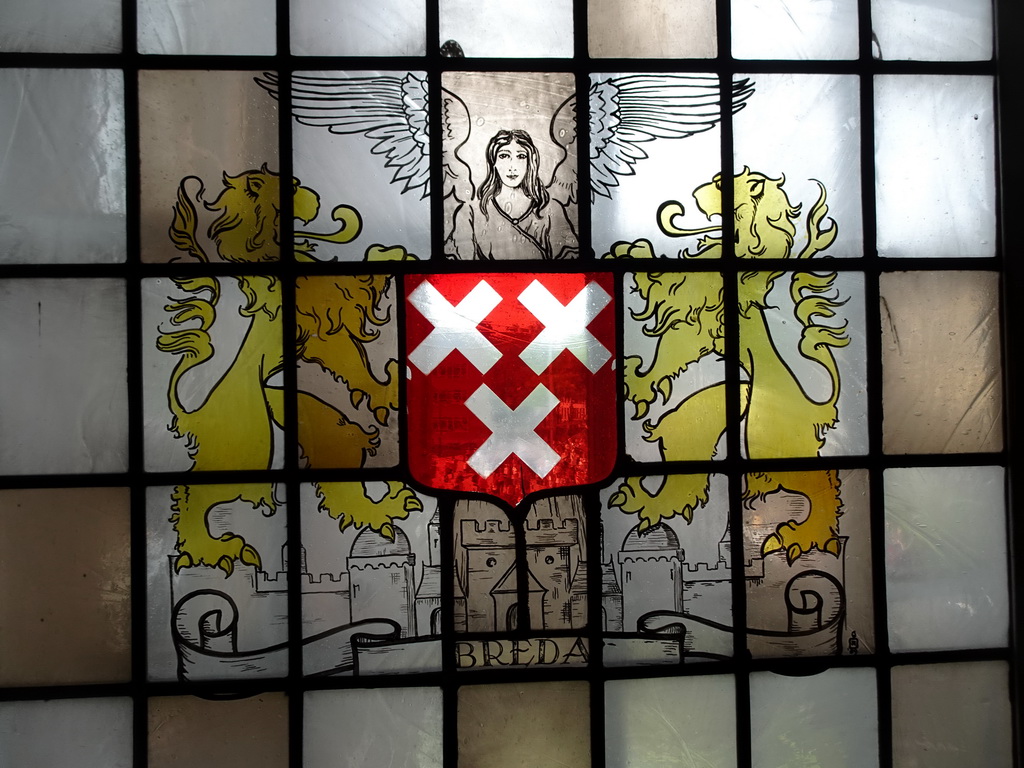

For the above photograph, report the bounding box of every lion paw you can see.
[316,481,422,534]
[761,521,842,565]
[609,475,709,530]
[173,535,262,576]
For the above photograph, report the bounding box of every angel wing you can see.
[255,72,473,206]
[588,74,755,199]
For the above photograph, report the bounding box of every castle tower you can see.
[460,519,517,632]
[348,525,416,638]
[617,523,684,632]
[524,518,579,630]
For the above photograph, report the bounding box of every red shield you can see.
[405,272,617,509]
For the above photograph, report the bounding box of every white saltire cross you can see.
[518,280,612,374]
[465,384,561,478]
[408,280,502,374]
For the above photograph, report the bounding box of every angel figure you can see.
[256,72,754,260]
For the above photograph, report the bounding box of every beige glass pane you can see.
[288,71,431,262]
[732,0,858,59]
[605,675,736,767]
[588,0,716,58]
[149,694,287,768]
[291,0,426,56]
[880,271,1002,454]
[885,466,1008,652]
[0,488,130,686]
[0,69,126,264]
[750,669,878,768]
[602,475,732,663]
[139,70,279,263]
[305,688,443,767]
[872,0,993,61]
[875,75,995,258]
[0,278,128,474]
[622,272,726,462]
[142,276,284,472]
[733,74,863,257]
[592,73,737,260]
[301,483,441,676]
[443,71,578,261]
[459,681,590,767]
[138,0,275,55]
[745,469,874,658]
[892,661,1012,768]
[439,0,573,57]
[740,271,867,458]
[147,485,288,681]
[0,0,120,52]
[0,698,132,768]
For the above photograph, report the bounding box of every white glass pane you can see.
[734,73,862,257]
[732,0,858,59]
[750,669,878,768]
[305,688,443,768]
[872,0,993,61]
[885,466,1009,652]
[605,675,737,767]
[0,279,128,474]
[0,0,120,53]
[875,75,995,258]
[589,0,717,58]
[0,69,126,264]
[138,0,275,55]
[147,485,289,682]
[892,661,1012,768]
[0,698,132,768]
[290,71,431,262]
[291,0,426,56]
[439,0,574,58]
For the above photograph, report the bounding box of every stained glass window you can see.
[0,1,1020,766]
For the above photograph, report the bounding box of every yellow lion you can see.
[160,165,421,574]
[606,168,848,563]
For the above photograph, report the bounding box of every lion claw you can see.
[239,544,262,569]
[216,556,235,577]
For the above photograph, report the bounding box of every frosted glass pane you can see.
[439,0,574,57]
[589,0,716,58]
[0,279,128,474]
[289,71,431,262]
[880,271,1003,454]
[892,661,1012,768]
[149,694,287,768]
[291,0,425,56]
[0,698,132,768]
[0,488,130,686]
[872,0,993,61]
[147,485,288,681]
[138,0,275,55]
[733,0,858,59]
[443,72,578,260]
[459,682,590,768]
[745,470,875,658]
[601,475,733,662]
[142,276,283,472]
[885,466,1008,652]
[0,69,125,264]
[734,74,862,257]
[305,688,443,768]
[750,669,878,768]
[0,0,120,53]
[875,76,995,258]
[741,272,867,457]
[605,675,736,767]
[591,72,734,258]
[301,484,441,676]
[139,70,278,263]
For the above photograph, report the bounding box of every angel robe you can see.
[448,199,578,260]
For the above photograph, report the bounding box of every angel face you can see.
[495,141,530,189]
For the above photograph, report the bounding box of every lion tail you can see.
[790,270,850,424]
[157,276,221,431]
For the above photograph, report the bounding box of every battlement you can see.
[526,518,578,546]
[684,561,731,580]
[462,519,515,547]
[254,569,349,593]
[349,556,413,572]
[617,553,683,565]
